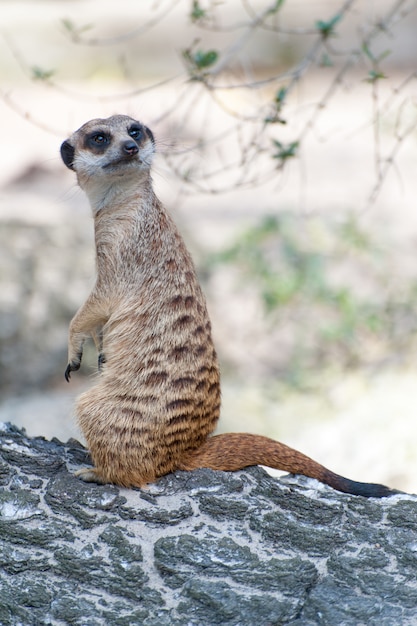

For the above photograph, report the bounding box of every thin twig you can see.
[63,0,182,46]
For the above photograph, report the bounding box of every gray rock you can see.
[0,421,416,626]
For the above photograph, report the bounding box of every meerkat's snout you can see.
[101,138,140,171]
[122,140,139,156]
[101,139,142,170]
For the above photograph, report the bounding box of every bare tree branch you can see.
[1,0,416,201]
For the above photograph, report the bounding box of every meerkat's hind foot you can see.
[75,467,108,485]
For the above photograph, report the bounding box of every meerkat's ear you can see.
[60,140,75,170]
[145,126,155,145]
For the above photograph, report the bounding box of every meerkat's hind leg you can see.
[75,467,109,485]
[75,465,148,488]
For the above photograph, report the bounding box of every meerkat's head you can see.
[60,115,155,211]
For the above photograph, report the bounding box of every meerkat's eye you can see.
[92,133,109,145]
[86,132,110,150]
[129,127,143,141]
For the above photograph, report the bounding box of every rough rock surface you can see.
[0,422,416,626]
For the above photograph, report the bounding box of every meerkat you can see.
[60,114,396,497]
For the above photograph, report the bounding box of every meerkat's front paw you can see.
[64,362,79,382]
[75,467,108,484]
[65,354,82,382]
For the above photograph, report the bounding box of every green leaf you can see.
[362,45,390,83]
[315,13,341,39]
[190,1,206,22]
[362,43,391,66]
[183,46,219,78]
[61,18,75,33]
[264,115,287,125]
[275,87,287,108]
[61,18,92,37]
[266,0,285,15]
[365,69,387,83]
[272,139,299,162]
[31,66,55,81]
[193,49,218,69]
[265,87,288,124]
[362,42,373,61]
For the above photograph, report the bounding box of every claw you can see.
[98,352,106,372]
[65,359,81,382]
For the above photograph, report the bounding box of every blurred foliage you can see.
[209,212,417,383]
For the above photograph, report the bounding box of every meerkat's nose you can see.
[122,140,139,156]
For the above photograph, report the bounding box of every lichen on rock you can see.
[0,422,416,626]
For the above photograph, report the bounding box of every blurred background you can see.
[1,0,417,492]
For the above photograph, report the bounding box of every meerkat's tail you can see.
[178,433,398,498]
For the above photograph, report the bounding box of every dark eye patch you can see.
[128,126,143,141]
[86,131,110,150]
